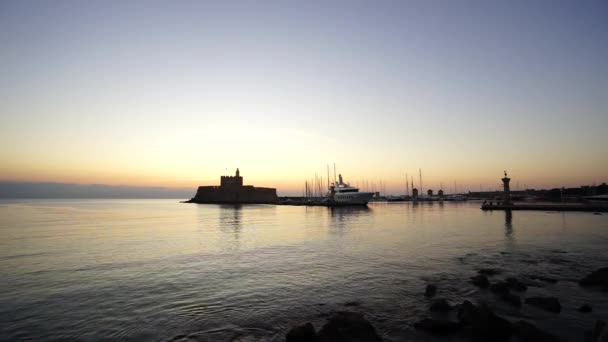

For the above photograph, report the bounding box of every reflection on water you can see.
[218,205,242,251]
[0,200,607,342]
[505,210,513,236]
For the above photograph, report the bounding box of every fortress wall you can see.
[193,185,277,204]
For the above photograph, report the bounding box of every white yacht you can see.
[328,174,375,206]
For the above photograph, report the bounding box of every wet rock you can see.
[343,301,360,307]
[525,297,561,313]
[501,293,522,307]
[529,275,558,284]
[588,320,608,342]
[594,212,602,215]
[430,298,452,312]
[506,277,528,291]
[316,311,382,342]
[478,268,502,276]
[578,304,592,313]
[457,300,479,325]
[579,267,608,288]
[513,320,563,342]
[286,322,315,342]
[522,279,546,288]
[424,284,437,297]
[414,318,460,335]
[471,274,490,288]
[457,301,513,341]
[490,281,510,295]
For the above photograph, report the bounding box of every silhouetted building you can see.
[502,171,512,205]
[438,189,444,197]
[188,168,277,204]
[427,189,433,196]
[412,188,419,198]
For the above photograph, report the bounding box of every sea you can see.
[0,199,607,341]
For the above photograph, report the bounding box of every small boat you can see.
[328,174,375,206]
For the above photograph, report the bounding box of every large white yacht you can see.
[328,174,375,206]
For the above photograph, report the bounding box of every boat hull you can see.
[331,192,375,206]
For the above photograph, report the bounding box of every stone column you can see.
[502,171,512,205]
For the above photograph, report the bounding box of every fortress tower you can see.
[221,168,243,187]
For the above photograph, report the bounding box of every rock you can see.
[286,322,316,342]
[588,320,608,342]
[529,275,558,284]
[471,274,490,288]
[430,298,452,312]
[457,300,479,325]
[424,284,437,297]
[506,277,528,291]
[343,301,360,307]
[490,281,510,295]
[579,304,592,313]
[501,293,522,307]
[457,301,513,341]
[316,311,382,342]
[414,318,460,335]
[513,320,563,342]
[579,267,608,288]
[525,297,561,313]
[594,212,602,215]
[478,268,502,276]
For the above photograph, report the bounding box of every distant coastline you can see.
[0,181,192,199]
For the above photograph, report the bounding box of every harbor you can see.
[480,172,608,212]
[183,168,608,212]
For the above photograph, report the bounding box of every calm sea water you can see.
[1,199,607,341]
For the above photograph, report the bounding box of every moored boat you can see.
[328,174,375,206]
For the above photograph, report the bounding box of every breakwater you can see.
[481,203,608,212]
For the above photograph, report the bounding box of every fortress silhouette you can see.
[187,169,277,204]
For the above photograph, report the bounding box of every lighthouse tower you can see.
[502,171,512,205]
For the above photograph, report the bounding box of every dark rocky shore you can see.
[284,267,608,342]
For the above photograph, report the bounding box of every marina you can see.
[480,172,608,212]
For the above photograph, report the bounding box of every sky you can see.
[1,0,607,195]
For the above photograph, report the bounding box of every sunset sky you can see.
[1,1,607,195]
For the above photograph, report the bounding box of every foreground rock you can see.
[414,318,460,335]
[579,304,593,313]
[286,323,315,342]
[513,320,563,342]
[478,268,502,276]
[424,284,437,297]
[316,311,382,342]
[430,298,452,312]
[490,281,510,295]
[579,267,608,288]
[506,277,528,292]
[525,297,561,313]
[501,293,522,307]
[471,274,490,288]
[457,300,513,341]
[529,275,558,284]
[588,320,608,342]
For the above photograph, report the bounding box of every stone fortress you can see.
[187,169,277,204]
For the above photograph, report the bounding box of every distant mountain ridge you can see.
[0,181,192,199]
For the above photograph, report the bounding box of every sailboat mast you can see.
[327,164,330,189]
[419,169,423,194]
[333,163,337,185]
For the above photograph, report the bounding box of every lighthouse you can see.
[502,171,512,205]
